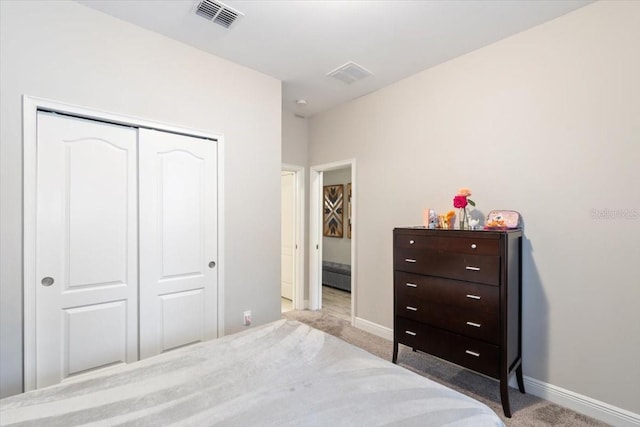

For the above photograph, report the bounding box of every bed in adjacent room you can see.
[0,320,504,426]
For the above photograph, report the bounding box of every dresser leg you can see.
[392,341,398,363]
[500,379,512,418]
[516,364,525,393]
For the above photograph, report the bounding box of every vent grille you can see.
[196,0,243,29]
[327,62,373,84]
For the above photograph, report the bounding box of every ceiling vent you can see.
[327,62,373,84]
[196,0,243,29]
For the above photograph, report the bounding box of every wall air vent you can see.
[327,62,373,84]
[196,0,244,29]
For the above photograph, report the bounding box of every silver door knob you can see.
[208,261,216,268]
[41,277,54,287]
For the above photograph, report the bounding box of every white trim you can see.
[354,317,393,341]
[309,159,356,324]
[216,139,226,338]
[522,376,640,427]
[24,96,219,140]
[22,95,226,389]
[281,164,305,311]
[309,169,322,310]
[312,159,356,173]
[350,162,356,326]
[22,96,38,392]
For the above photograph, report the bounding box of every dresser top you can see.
[394,226,522,238]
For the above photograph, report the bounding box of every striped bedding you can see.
[0,319,504,426]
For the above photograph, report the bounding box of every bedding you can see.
[0,320,504,426]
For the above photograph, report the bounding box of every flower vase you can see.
[459,208,469,230]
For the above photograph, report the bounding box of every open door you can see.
[281,165,305,311]
[281,171,295,302]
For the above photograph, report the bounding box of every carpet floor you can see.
[282,309,610,427]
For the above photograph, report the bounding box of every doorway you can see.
[320,167,352,321]
[281,165,305,313]
[309,159,355,324]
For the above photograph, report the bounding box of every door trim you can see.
[22,95,226,391]
[309,159,356,324]
[281,164,305,310]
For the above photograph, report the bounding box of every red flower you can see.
[453,195,468,208]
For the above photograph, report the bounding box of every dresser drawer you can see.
[395,272,499,311]
[395,298,499,344]
[394,233,499,256]
[394,248,500,286]
[396,317,499,378]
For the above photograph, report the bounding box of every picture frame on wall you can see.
[323,184,344,238]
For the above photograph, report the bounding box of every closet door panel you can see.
[159,150,204,277]
[35,112,138,388]
[64,301,127,376]
[139,129,218,359]
[160,289,205,351]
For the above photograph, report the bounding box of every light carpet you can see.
[283,309,610,427]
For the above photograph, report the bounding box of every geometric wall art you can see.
[323,184,344,238]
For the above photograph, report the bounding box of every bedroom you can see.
[1,0,638,426]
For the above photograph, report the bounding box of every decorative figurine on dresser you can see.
[392,222,524,417]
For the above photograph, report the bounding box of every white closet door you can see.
[35,112,138,388]
[139,129,218,359]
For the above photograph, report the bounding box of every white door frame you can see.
[281,164,305,310]
[22,95,226,391]
[309,159,356,324]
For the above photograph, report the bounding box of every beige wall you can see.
[282,110,309,167]
[309,0,639,414]
[322,168,352,265]
[0,1,281,398]
[281,110,310,302]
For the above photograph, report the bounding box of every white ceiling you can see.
[77,0,592,117]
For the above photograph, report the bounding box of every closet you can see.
[33,111,218,389]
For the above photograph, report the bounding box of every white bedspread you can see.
[1,320,504,426]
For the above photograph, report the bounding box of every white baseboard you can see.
[522,376,639,427]
[353,316,393,341]
[354,317,639,427]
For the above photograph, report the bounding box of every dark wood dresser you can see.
[392,227,524,417]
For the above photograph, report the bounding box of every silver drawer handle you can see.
[465,266,480,271]
[465,350,480,357]
[471,243,477,249]
[405,331,417,336]
[466,294,481,300]
[409,240,415,245]
[406,306,418,311]
[406,283,418,288]
[466,322,481,328]
[405,259,417,263]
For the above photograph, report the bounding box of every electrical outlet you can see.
[243,310,252,326]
